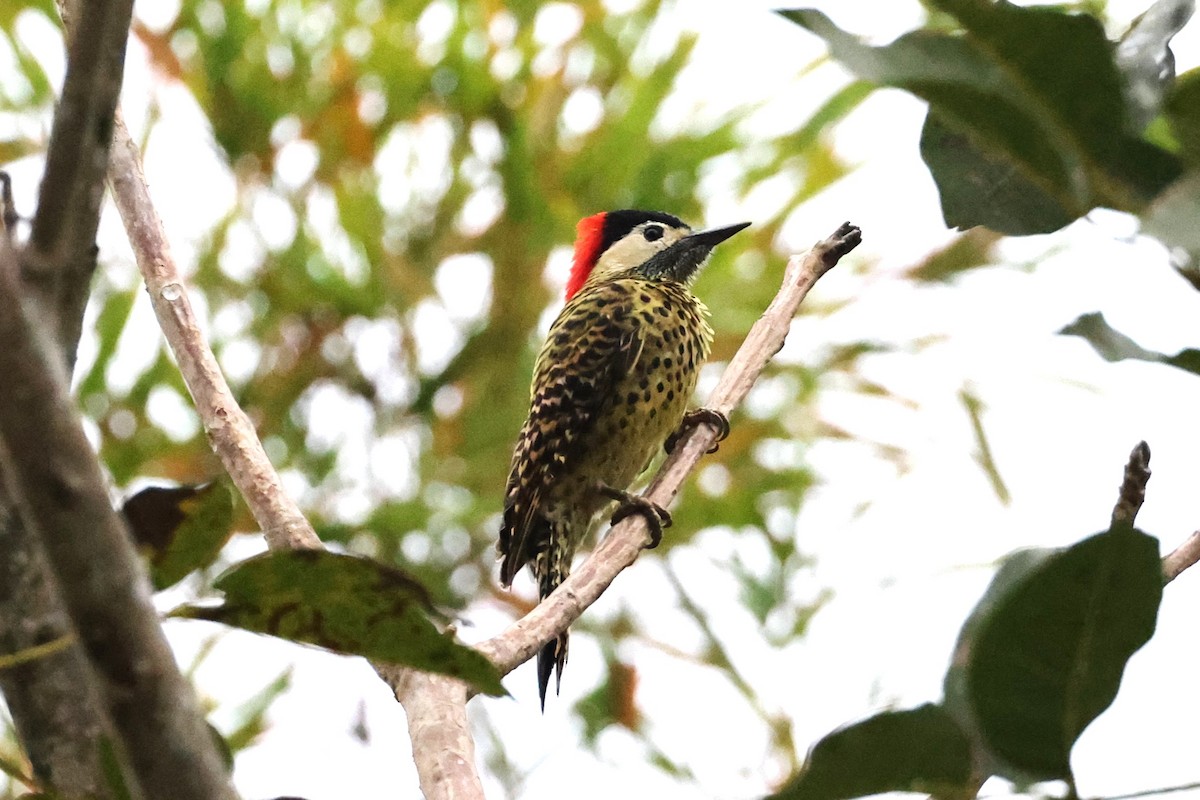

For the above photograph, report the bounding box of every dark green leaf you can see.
[122,481,235,591]
[1060,311,1200,377]
[944,524,1162,781]
[920,111,1075,234]
[170,550,505,696]
[779,5,1181,233]
[767,704,973,800]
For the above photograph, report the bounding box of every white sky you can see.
[5,1,1200,799]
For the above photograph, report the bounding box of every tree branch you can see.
[476,223,862,676]
[106,113,321,552]
[385,670,485,798]
[1,167,126,796]
[0,478,131,798]
[1163,531,1200,584]
[1112,441,1150,526]
[21,0,125,371]
[106,111,473,795]
[1103,440,1200,585]
[0,243,235,799]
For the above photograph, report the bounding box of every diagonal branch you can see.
[106,114,322,552]
[476,223,861,676]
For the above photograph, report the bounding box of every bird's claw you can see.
[665,408,730,455]
[597,483,672,548]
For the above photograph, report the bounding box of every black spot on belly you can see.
[626,392,638,406]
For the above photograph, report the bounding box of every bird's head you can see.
[565,209,751,300]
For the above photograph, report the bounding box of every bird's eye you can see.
[643,225,664,242]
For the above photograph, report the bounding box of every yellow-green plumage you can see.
[498,210,747,706]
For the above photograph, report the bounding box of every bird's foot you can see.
[665,408,730,455]
[597,483,672,548]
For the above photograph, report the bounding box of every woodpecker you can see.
[498,209,750,707]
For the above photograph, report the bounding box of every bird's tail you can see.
[536,632,568,712]
[534,535,573,710]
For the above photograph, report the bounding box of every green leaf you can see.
[99,735,137,800]
[767,705,973,800]
[171,550,505,696]
[1165,68,1200,166]
[944,524,1162,781]
[779,5,1182,234]
[78,288,137,398]
[920,111,1075,234]
[1060,311,1200,377]
[122,481,235,591]
[959,387,1010,504]
[223,669,292,753]
[905,228,1000,283]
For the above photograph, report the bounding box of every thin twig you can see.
[1091,779,1200,800]
[476,223,862,676]
[1101,441,1200,585]
[105,110,481,798]
[1163,531,1200,584]
[106,113,321,553]
[1112,441,1150,526]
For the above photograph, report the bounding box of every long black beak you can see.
[684,221,752,250]
[637,220,752,284]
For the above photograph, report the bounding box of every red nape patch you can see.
[566,212,606,300]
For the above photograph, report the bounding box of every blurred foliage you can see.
[783,0,1189,236]
[121,480,235,590]
[0,0,865,770]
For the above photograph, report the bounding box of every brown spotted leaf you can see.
[122,481,234,591]
[170,550,504,696]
